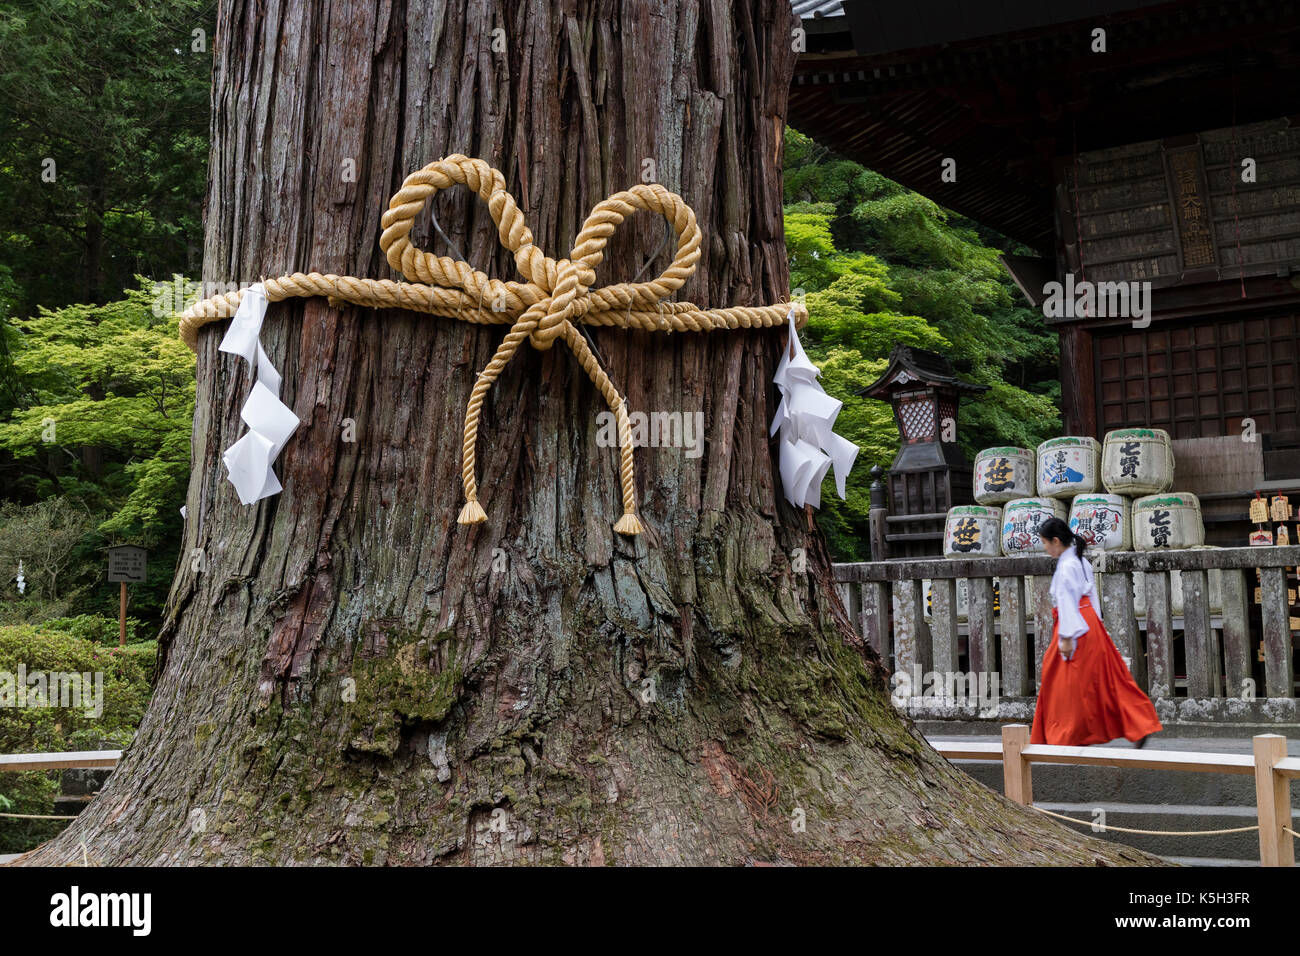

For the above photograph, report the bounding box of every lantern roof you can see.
[861,345,989,400]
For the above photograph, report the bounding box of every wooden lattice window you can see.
[898,393,936,443]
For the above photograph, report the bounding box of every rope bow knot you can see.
[178,154,806,536]
[378,156,708,534]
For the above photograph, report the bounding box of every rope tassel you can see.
[179,155,807,535]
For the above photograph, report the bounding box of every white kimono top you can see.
[1050,549,1100,640]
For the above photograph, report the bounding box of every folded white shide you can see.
[769,308,858,509]
[217,283,301,505]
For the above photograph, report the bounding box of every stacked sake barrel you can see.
[1001,497,1067,555]
[1062,432,1132,552]
[943,504,1003,559]
[953,428,1203,558]
[1102,427,1203,551]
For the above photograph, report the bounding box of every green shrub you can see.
[41,614,147,646]
[0,624,155,853]
[0,770,60,854]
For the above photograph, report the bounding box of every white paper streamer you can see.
[217,283,300,505]
[770,309,858,509]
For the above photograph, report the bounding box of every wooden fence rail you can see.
[834,545,1300,703]
[0,751,121,772]
[931,726,1295,867]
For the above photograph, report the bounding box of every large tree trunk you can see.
[20,0,1151,865]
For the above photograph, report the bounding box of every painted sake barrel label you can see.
[1000,497,1067,554]
[1036,436,1101,499]
[973,446,1035,504]
[1101,427,1173,496]
[944,505,1002,558]
[1132,492,1204,551]
[1069,493,1131,551]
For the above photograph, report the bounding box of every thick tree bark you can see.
[20,0,1153,865]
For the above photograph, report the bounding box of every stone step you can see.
[52,794,94,816]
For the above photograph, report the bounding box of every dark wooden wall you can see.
[1092,310,1300,439]
[1052,116,1300,455]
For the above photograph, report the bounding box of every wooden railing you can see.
[0,751,121,772]
[933,726,1296,866]
[833,546,1300,703]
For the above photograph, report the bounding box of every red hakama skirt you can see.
[1030,596,1163,746]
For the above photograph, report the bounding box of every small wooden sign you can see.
[1250,498,1268,524]
[1271,495,1292,523]
[1250,528,1274,546]
[107,546,147,583]
[1164,144,1218,272]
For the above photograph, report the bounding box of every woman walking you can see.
[1030,517,1162,747]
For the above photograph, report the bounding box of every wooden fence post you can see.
[999,575,1030,697]
[868,465,889,561]
[1253,734,1294,867]
[1002,723,1033,806]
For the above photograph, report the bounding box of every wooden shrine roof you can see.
[789,0,1300,250]
[862,345,989,399]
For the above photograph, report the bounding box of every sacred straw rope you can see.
[179,154,807,534]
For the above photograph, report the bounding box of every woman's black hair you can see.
[1039,516,1086,559]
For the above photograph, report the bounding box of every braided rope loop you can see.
[179,156,808,535]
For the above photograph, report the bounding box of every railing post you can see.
[893,578,932,678]
[967,576,996,679]
[931,578,960,676]
[1220,568,1252,701]
[1002,723,1033,805]
[1031,576,1053,690]
[835,579,855,628]
[868,465,889,561]
[1101,570,1144,691]
[861,581,891,663]
[1253,734,1295,867]
[1259,567,1295,699]
[1000,575,1030,697]
[1144,571,1175,698]
[1181,569,1219,698]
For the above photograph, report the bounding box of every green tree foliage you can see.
[784,130,1061,559]
[0,0,214,313]
[0,280,195,620]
